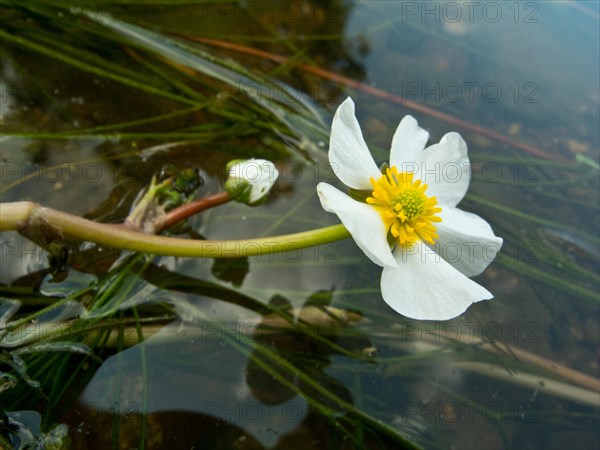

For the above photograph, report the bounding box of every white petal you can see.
[389,115,429,170]
[415,132,470,207]
[328,97,381,190]
[430,207,503,277]
[381,241,493,320]
[228,159,279,203]
[317,183,397,268]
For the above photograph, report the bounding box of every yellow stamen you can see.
[366,166,442,246]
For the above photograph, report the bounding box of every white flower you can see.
[225,159,279,205]
[317,98,503,320]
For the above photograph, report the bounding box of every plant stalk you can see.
[0,202,351,258]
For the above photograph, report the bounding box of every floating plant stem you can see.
[0,201,351,258]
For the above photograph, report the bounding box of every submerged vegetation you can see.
[1,2,598,449]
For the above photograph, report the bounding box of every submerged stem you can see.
[0,202,351,258]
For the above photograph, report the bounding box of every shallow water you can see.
[1,2,598,449]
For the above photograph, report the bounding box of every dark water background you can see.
[1,2,598,449]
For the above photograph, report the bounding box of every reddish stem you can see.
[156,191,232,232]
[180,35,570,163]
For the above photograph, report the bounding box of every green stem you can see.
[0,202,351,258]
[0,29,196,106]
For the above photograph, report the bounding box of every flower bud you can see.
[224,159,279,205]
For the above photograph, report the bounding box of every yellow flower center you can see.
[366,166,442,246]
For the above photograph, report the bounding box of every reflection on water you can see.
[1,1,598,449]
[77,321,308,448]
